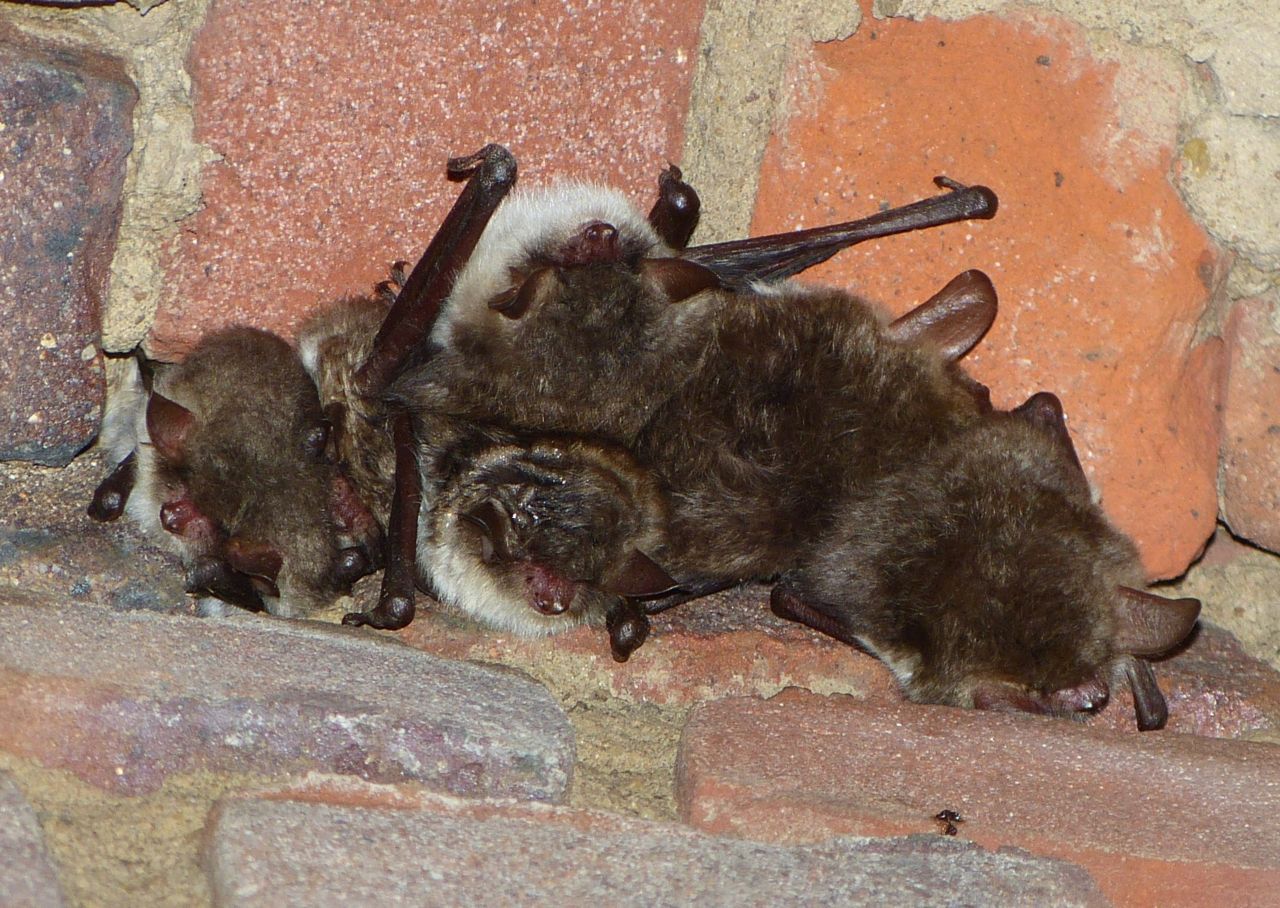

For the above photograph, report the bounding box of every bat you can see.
[769,392,1201,730]
[347,146,995,630]
[361,146,1198,727]
[422,429,677,658]
[89,327,380,617]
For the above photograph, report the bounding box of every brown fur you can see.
[423,431,670,634]
[779,409,1144,711]
[149,327,343,616]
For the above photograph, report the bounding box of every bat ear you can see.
[146,392,194,464]
[604,548,680,598]
[459,499,513,563]
[225,537,284,599]
[489,267,558,320]
[885,270,997,362]
[640,257,723,304]
[1112,586,1200,656]
[1114,654,1169,730]
[1011,391,1085,475]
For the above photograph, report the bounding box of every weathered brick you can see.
[0,25,135,465]
[677,691,1280,907]
[207,786,1107,907]
[755,11,1223,578]
[0,773,65,908]
[0,593,573,800]
[154,0,705,358]
[396,587,1280,741]
[1221,294,1280,553]
[397,584,897,706]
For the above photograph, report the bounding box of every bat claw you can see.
[446,143,516,185]
[607,600,651,662]
[933,175,998,219]
[342,593,415,630]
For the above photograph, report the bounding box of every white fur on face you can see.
[416,509,588,637]
[432,182,664,348]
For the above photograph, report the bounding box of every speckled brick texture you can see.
[396,588,1280,742]
[206,788,1108,907]
[0,595,574,801]
[677,691,1280,907]
[0,25,134,465]
[755,11,1223,578]
[0,773,65,908]
[1221,294,1280,552]
[152,0,704,359]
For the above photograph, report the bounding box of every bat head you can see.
[133,328,376,618]
[803,391,1199,730]
[423,435,677,636]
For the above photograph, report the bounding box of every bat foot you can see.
[607,600,650,663]
[342,593,415,630]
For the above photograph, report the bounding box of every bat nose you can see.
[556,220,621,265]
[1051,676,1110,713]
[533,596,568,615]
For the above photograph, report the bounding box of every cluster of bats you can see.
[90,144,1201,731]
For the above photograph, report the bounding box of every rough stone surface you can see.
[1180,111,1280,272]
[677,0,861,242]
[398,587,1280,742]
[755,9,1223,579]
[0,594,574,800]
[398,584,899,707]
[207,787,1108,907]
[1169,530,1280,675]
[0,25,135,464]
[152,0,705,358]
[2,454,189,613]
[0,773,65,908]
[678,691,1280,906]
[1220,295,1280,552]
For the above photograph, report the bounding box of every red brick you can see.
[154,0,704,358]
[677,691,1280,907]
[0,25,134,464]
[396,586,1280,741]
[396,585,897,706]
[1221,294,1280,553]
[207,782,1107,906]
[755,11,1223,579]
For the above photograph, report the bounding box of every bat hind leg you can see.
[606,599,651,663]
[342,412,419,630]
[647,164,700,250]
[769,583,862,647]
[88,451,137,521]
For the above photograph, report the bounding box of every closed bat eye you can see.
[459,499,515,564]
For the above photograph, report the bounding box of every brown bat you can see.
[90,327,380,617]
[424,430,676,655]
[770,392,1199,730]
[363,146,1197,727]
[353,147,996,628]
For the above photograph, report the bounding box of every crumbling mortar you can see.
[678,0,861,244]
